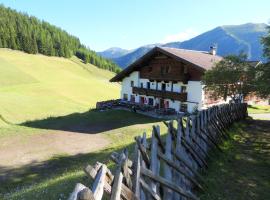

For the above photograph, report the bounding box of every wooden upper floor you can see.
[110,47,222,82]
[139,52,203,82]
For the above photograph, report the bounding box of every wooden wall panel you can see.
[139,54,203,82]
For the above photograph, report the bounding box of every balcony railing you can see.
[132,87,187,102]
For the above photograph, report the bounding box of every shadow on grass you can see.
[21,109,160,134]
[248,105,260,110]
[0,141,136,199]
[200,119,270,200]
[1,109,161,199]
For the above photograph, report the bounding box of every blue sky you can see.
[1,0,269,51]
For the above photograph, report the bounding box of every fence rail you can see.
[68,103,248,200]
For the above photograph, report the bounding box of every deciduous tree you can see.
[202,54,255,102]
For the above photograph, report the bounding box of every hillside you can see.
[100,23,268,68]
[0,48,120,124]
[0,5,120,73]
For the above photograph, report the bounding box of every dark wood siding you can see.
[139,54,203,82]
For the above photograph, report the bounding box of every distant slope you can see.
[0,5,120,73]
[98,47,131,59]
[0,48,120,124]
[103,23,267,68]
[167,23,267,60]
[113,46,152,68]
[100,44,161,68]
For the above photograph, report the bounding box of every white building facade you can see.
[111,47,222,113]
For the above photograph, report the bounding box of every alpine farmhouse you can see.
[110,47,223,113]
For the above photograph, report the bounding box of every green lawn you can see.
[200,119,270,200]
[0,48,120,125]
[248,105,270,114]
[1,110,165,200]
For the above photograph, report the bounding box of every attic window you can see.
[184,66,188,74]
[161,66,170,75]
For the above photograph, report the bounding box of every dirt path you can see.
[0,130,109,174]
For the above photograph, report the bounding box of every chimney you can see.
[209,45,217,55]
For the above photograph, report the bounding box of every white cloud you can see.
[161,29,199,44]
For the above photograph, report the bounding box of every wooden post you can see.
[110,153,126,200]
[150,126,160,194]
[133,143,142,199]
[163,122,174,199]
[91,164,107,200]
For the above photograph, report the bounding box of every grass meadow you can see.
[0,48,120,125]
[0,49,269,200]
[0,49,166,199]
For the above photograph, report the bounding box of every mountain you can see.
[166,23,267,60]
[0,48,120,124]
[102,23,268,68]
[98,47,131,59]
[0,5,120,73]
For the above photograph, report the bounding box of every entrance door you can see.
[160,99,164,108]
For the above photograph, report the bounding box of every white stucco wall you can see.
[139,79,148,88]
[187,81,203,113]
[172,82,182,93]
[121,71,139,101]
[168,99,180,111]
[120,76,203,113]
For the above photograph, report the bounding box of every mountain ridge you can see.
[98,23,268,68]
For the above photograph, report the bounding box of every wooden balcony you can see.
[132,87,187,102]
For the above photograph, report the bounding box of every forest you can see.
[0,5,121,73]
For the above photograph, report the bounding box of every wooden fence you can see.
[68,103,248,200]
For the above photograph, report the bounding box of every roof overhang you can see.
[110,47,209,82]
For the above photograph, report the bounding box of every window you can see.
[148,66,153,72]
[184,66,188,74]
[147,82,150,89]
[148,98,154,106]
[161,66,165,75]
[165,100,169,109]
[130,95,135,102]
[180,103,187,112]
[162,83,166,91]
[130,81,134,87]
[181,85,187,93]
[140,83,143,88]
[161,66,170,75]
[165,66,170,73]
[123,93,128,101]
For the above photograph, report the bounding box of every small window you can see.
[161,66,170,75]
[140,83,143,88]
[161,66,165,75]
[147,82,150,89]
[181,86,187,93]
[123,93,128,101]
[148,98,154,106]
[148,66,153,72]
[162,83,166,91]
[184,66,188,74]
[130,95,135,102]
[180,103,187,112]
[165,66,170,73]
[130,81,134,87]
